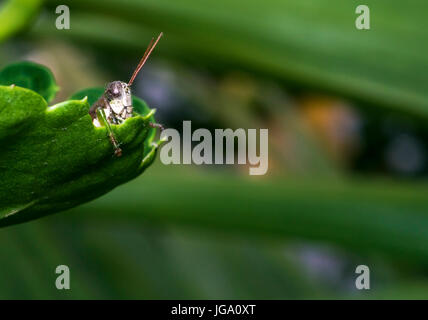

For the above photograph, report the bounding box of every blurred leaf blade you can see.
[0,0,43,43]
[35,0,428,116]
[64,165,428,266]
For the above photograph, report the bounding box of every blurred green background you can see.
[1,0,428,299]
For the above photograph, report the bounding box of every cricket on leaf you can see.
[89,32,164,157]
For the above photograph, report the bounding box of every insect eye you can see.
[109,89,120,97]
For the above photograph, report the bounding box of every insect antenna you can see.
[128,32,163,86]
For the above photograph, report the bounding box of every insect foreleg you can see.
[89,102,100,121]
[148,122,164,131]
[96,107,123,157]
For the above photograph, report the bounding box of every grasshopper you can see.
[89,32,164,157]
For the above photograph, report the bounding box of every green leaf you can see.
[0,0,43,43]
[0,61,59,103]
[0,62,162,227]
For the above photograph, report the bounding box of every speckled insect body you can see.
[100,81,132,125]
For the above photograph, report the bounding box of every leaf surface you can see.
[0,62,160,227]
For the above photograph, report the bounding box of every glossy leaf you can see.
[0,61,59,103]
[0,62,162,227]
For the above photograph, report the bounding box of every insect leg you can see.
[140,109,164,132]
[89,100,101,121]
[149,122,164,131]
[96,107,123,157]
